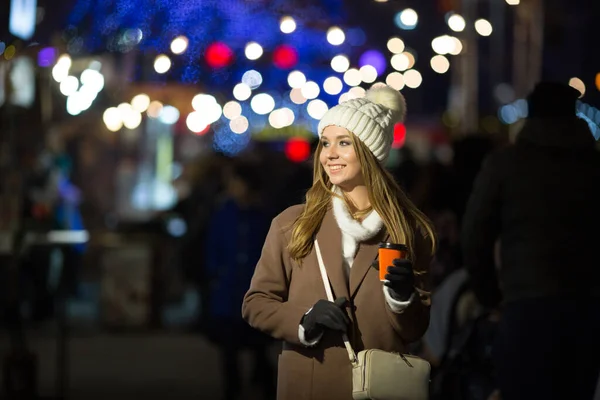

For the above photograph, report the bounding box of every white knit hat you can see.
[317,85,406,162]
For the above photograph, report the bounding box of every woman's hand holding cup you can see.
[378,242,414,301]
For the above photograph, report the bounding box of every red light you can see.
[205,42,234,69]
[392,123,406,148]
[273,45,298,69]
[285,137,310,163]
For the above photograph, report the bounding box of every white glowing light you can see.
[386,72,405,91]
[287,70,307,89]
[360,65,378,83]
[327,27,345,46]
[223,101,242,120]
[475,19,493,36]
[387,37,405,54]
[242,70,263,89]
[154,54,172,74]
[170,36,189,55]
[250,93,275,115]
[244,42,263,60]
[233,83,252,101]
[186,112,210,133]
[192,94,217,111]
[192,95,222,123]
[349,87,366,98]
[307,99,329,120]
[52,55,71,82]
[159,105,180,125]
[331,55,350,73]
[301,81,320,100]
[123,109,143,130]
[131,94,151,113]
[447,14,466,32]
[59,76,79,96]
[399,9,418,28]
[323,76,344,95]
[230,116,249,134]
[269,107,295,128]
[343,68,362,87]
[391,53,410,71]
[431,55,450,74]
[103,107,123,132]
[404,69,423,89]
[280,16,297,34]
[290,88,307,105]
[66,94,83,116]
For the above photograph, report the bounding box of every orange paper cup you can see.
[378,243,409,281]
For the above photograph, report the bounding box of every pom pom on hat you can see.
[365,85,407,122]
[317,84,406,162]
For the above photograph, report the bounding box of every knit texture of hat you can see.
[318,85,406,162]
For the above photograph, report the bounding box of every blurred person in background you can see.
[242,86,436,400]
[203,160,275,400]
[462,81,600,400]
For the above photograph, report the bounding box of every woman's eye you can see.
[321,142,329,147]
[340,141,350,146]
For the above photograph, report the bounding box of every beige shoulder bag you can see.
[314,239,431,400]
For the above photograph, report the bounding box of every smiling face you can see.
[319,125,364,190]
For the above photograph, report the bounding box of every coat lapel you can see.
[315,208,351,301]
[349,230,389,298]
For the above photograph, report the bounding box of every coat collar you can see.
[316,205,388,300]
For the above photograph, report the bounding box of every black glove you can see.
[384,259,415,301]
[301,297,350,341]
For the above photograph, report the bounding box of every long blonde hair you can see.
[288,134,436,264]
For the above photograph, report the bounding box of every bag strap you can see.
[314,239,357,365]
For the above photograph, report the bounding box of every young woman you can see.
[242,85,436,400]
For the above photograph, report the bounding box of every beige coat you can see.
[242,204,432,400]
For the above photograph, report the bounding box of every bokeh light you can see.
[230,116,249,134]
[250,93,275,115]
[323,76,344,95]
[430,55,450,74]
[395,9,418,30]
[307,99,329,120]
[287,70,307,89]
[273,45,298,69]
[154,55,171,74]
[327,27,346,45]
[301,81,321,99]
[244,42,263,60]
[387,38,405,54]
[475,19,493,36]
[331,55,350,73]
[280,16,297,34]
[223,101,242,120]
[233,83,252,101]
[447,14,466,32]
[205,42,234,68]
[404,69,422,89]
[343,68,362,86]
[170,36,189,55]
[285,138,311,163]
[131,94,151,112]
[386,72,405,91]
[359,50,387,76]
[242,69,263,89]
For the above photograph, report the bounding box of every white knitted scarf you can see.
[331,186,384,269]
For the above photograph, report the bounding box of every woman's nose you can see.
[326,145,339,158]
